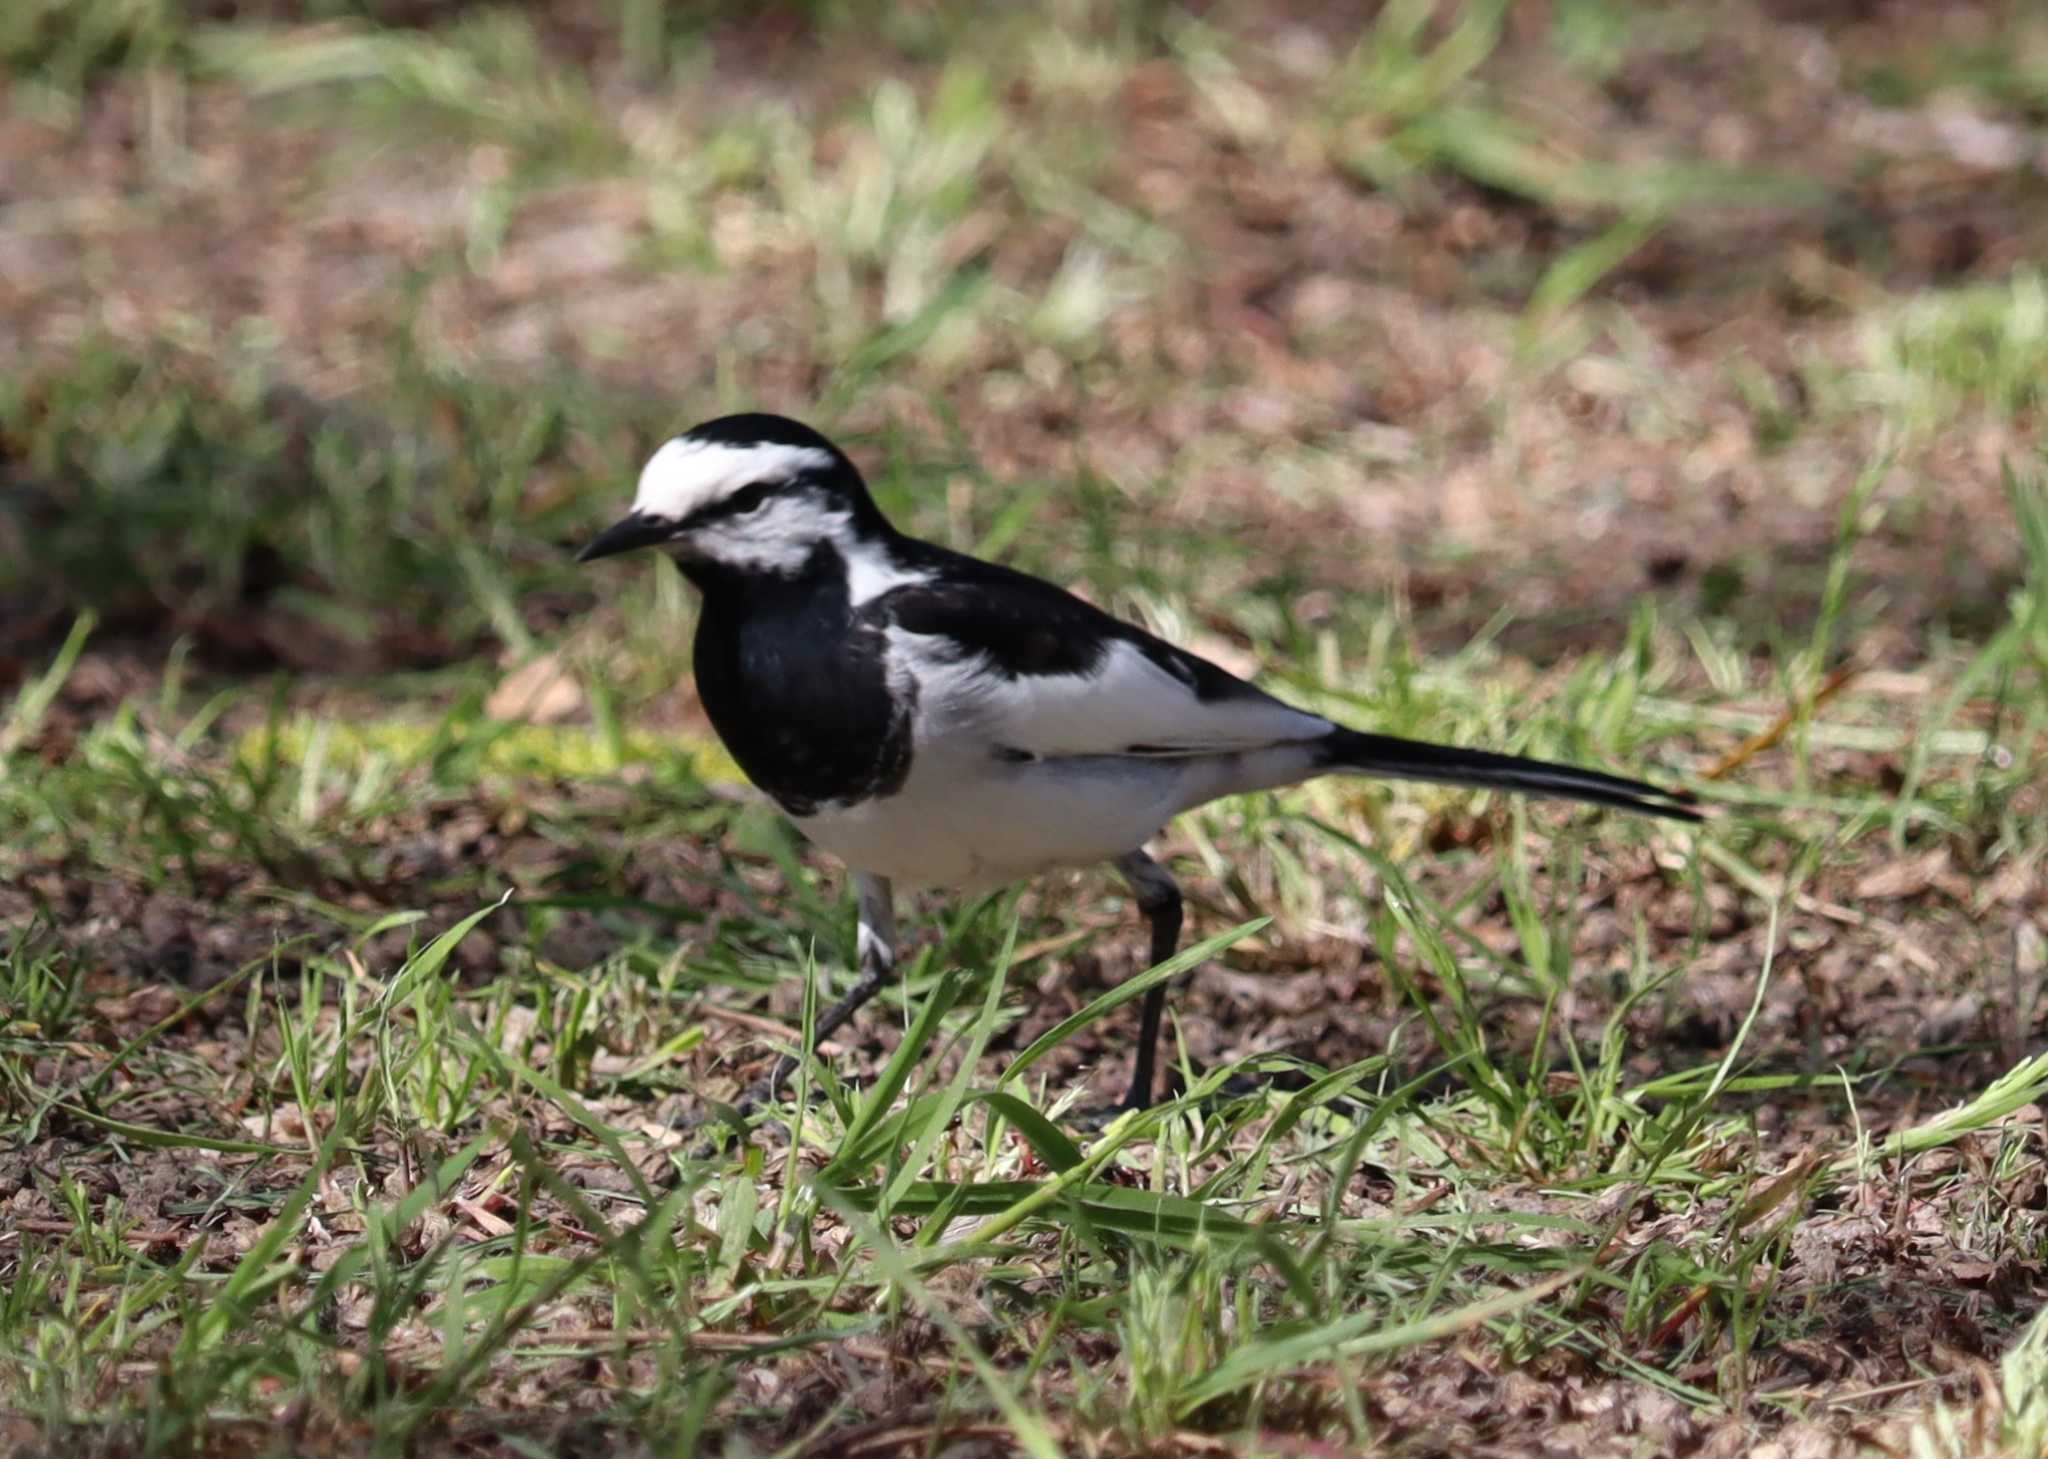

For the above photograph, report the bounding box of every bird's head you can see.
[576,414,889,581]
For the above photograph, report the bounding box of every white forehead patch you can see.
[631,437,837,522]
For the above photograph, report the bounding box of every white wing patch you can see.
[632,437,836,522]
[892,632,1331,761]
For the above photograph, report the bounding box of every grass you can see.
[5,1,2048,1456]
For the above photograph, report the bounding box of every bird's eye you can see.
[728,482,773,515]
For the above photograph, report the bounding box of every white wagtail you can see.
[577,414,1700,1117]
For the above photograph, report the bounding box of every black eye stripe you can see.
[686,482,775,527]
[727,482,773,515]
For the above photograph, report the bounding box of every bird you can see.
[576,413,1700,1120]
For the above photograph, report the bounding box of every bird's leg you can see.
[734,871,897,1116]
[1112,848,1184,1114]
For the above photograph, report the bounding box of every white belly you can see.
[791,743,1322,891]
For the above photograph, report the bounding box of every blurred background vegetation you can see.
[5,0,2046,695]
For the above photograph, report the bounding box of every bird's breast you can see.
[692,589,912,817]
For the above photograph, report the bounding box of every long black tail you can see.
[1323,728,1702,822]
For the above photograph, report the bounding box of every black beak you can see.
[576,511,677,563]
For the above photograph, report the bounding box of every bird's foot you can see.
[679,1059,797,1158]
[1066,1090,1156,1133]
[1065,1069,1291,1132]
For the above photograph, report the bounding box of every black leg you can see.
[750,946,888,1107]
[705,872,896,1129]
[1114,849,1183,1112]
